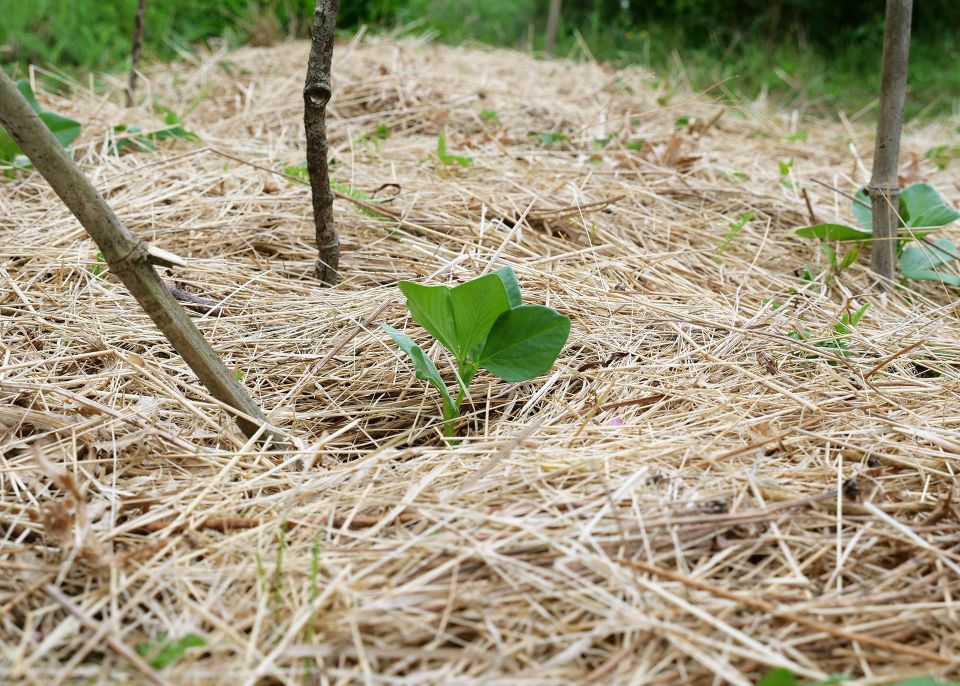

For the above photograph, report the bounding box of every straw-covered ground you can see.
[3,33,960,685]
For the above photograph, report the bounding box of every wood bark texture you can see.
[0,68,272,442]
[868,0,913,282]
[304,0,340,285]
[125,0,147,107]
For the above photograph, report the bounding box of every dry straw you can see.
[2,33,960,684]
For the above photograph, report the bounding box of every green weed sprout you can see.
[383,267,570,441]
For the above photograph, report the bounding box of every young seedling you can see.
[383,267,570,441]
[795,183,960,288]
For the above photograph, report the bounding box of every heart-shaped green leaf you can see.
[1,81,82,166]
[398,274,510,362]
[381,324,453,407]
[900,238,960,286]
[795,223,872,241]
[494,266,522,308]
[852,187,872,229]
[900,183,960,229]
[477,304,571,382]
[852,183,959,234]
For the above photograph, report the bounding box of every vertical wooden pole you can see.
[868,0,913,283]
[545,0,563,55]
[125,0,147,107]
[304,0,341,286]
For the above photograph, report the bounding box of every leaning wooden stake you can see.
[0,69,271,442]
[304,0,340,286]
[125,0,147,107]
[544,0,563,55]
[868,0,913,283]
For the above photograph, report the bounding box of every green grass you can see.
[2,0,958,119]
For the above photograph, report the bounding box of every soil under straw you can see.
[3,34,960,685]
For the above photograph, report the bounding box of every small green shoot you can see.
[233,369,244,381]
[436,132,472,167]
[674,116,691,128]
[715,210,755,257]
[383,267,570,441]
[789,303,868,357]
[91,251,106,278]
[1,80,82,176]
[926,144,960,170]
[135,633,206,670]
[627,140,645,152]
[785,130,809,142]
[479,109,500,123]
[778,158,794,187]
[535,131,570,146]
[112,106,196,154]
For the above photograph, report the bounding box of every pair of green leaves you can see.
[795,183,960,286]
[796,184,960,243]
[1,80,82,175]
[382,266,570,438]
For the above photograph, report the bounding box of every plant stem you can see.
[442,364,477,441]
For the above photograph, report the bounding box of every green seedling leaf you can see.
[0,81,82,169]
[853,183,959,234]
[757,668,798,686]
[329,180,391,219]
[716,211,754,256]
[283,164,309,182]
[398,274,511,363]
[494,266,522,308]
[853,187,872,229]
[479,109,500,123]
[535,131,569,146]
[778,158,794,177]
[112,106,196,155]
[795,223,872,241]
[900,237,960,286]
[674,116,690,128]
[381,324,454,409]
[820,243,838,271]
[839,246,860,271]
[477,304,571,382]
[900,183,960,229]
[135,633,206,670]
[436,132,472,167]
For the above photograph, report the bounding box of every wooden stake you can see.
[545,0,563,55]
[125,0,147,107]
[304,0,341,286]
[868,0,913,283]
[0,68,273,442]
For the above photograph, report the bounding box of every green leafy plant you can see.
[135,633,206,670]
[479,109,500,123]
[715,210,755,257]
[757,668,959,686]
[435,132,472,167]
[789,302,869,357]
[111,106,196,154]
[534,131,570,146]
[382,267,570,440]
[0,80,82,176]
[795,183,960,287]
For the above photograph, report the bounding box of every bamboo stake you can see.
[0,68,272,442]
[868,0,913,283]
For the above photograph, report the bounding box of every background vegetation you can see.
[1,0,959,118]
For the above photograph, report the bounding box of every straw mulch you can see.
[3,32,960,685]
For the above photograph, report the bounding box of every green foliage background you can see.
[1,0,958,117]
